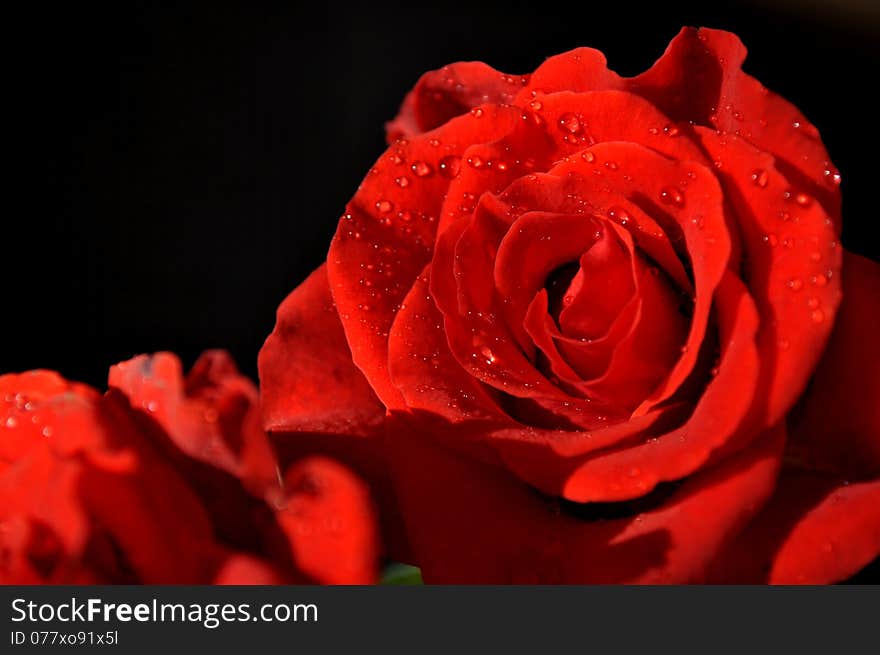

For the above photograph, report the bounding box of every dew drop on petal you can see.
[438,155,461,178]
[558,112,581,134]
[411,160,433,177]
[608,207,630,226]
[659,187,685,207]
[823,168,842,187]
[479,345,497,365]
[750,169,769,187]
[795,193,812,207]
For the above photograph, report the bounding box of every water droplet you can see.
[394,176,410,187]
[811,309,825,323]
[146,400,158,413]
[42,426,53,437]
[376,199,394,213]
[5,416,17,429]
[411,160,433,177]
[581,151,596,163]
[807,297,820,310]
[479,345,496,365]
[558,112,581,134]
[466,155,485,169]
[438,155,461,178]
[604,161,618,171]
[750,169,768,187]
[823,168,842,187]
[608,207,630,225]
[663,124,680,137]
[795,193,812,207]
[470,107,484,118]
[787,278,803,291]
[762,233,779,247]
[810,273,828,287]
[659,187,685,207]
[529,100,543,111]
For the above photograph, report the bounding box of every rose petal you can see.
[329,105,524,407]
[786,251,880,478]
[498,271,760,501]
[387,412,782,583]
[272,456,379,585]
[696,129,842,428]
[257,265,387,481]
[516,28,840,224]
[707,471,880,584]
[546,142,731,414]
[1,377,220,583]
[390,265,510,425]
[645,27,841,225]
[386,62,527,141]
[557,222,637,339]
[109,350,277,494]
[515,48,622,103]
[213,554,286,585]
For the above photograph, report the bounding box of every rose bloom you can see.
[260,27,879,583]
[1,351,378,584]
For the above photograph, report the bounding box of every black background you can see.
[4,1,879,581]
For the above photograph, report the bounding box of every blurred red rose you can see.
[260,27,879,583]
[1,351,378,584]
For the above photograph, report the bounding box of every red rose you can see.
[260,27,879,583]
[1,351,378,584]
